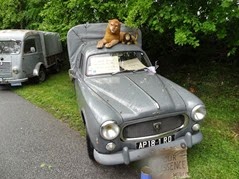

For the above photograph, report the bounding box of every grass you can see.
[12,70,85,135]
[163,62,239,178]
[12,62,239,178]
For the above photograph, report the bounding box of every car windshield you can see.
[86,51,151,76]
[0,40,21,54]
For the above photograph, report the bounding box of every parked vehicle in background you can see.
[0,30,63,86]
[67,23,206,165]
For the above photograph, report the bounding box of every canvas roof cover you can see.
[67,23,142,70]
[39,31,63,57]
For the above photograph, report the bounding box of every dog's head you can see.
[108,19,121,34]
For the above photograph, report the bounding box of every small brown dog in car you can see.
[97,19,121,49]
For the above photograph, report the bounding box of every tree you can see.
[38,0,121,41]
[0,0,25,29]
[24,0,47,29]
[120,0,239,56]
[1,0,239,57]
[0,0,47,29]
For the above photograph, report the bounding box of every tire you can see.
[86,131,95,161]
[53,61,61,73]
[34,66,47,83]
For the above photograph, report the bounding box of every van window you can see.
[24,39,36,54]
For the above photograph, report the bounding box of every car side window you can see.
[24,39,36,54]
[79,53,83,69]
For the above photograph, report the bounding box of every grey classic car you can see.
[67,23,206,165]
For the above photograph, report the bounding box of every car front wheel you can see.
[33,66,46,84]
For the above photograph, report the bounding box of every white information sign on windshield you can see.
[87,56,119,75]
[120,58,146,70]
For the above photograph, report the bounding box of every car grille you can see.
[121,115,187,141]
[0,62,12,78]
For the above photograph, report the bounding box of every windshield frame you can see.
[85,51,152,77]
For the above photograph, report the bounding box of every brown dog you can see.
[97,19,121,48]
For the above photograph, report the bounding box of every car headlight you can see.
[12,66,19,74]
[191,105,206,121]
[100,121,120,140]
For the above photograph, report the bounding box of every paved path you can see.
[0,86,139,179]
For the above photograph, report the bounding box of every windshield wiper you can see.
[112,69,134,75]
[133,67,148,73]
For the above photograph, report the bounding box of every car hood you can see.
[85,73,186,121]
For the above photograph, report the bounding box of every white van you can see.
[0,30,63,86]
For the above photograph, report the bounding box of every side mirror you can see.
[155,60,159,70]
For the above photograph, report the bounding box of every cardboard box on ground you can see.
[141,146,190,179]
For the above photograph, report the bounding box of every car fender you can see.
[159,75,205,110]
[33,62,45,76]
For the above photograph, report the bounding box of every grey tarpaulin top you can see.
[40,31,62,57]
[67,23,142,70]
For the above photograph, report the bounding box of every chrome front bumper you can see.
[0,77,28,86]
[94,132,203,165]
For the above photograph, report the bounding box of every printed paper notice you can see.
[87,56,119,75]
[120,58,146,71]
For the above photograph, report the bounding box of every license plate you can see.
[136,135,175,149]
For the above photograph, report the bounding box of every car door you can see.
[75,53,86,108]
[22,35,44,77]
